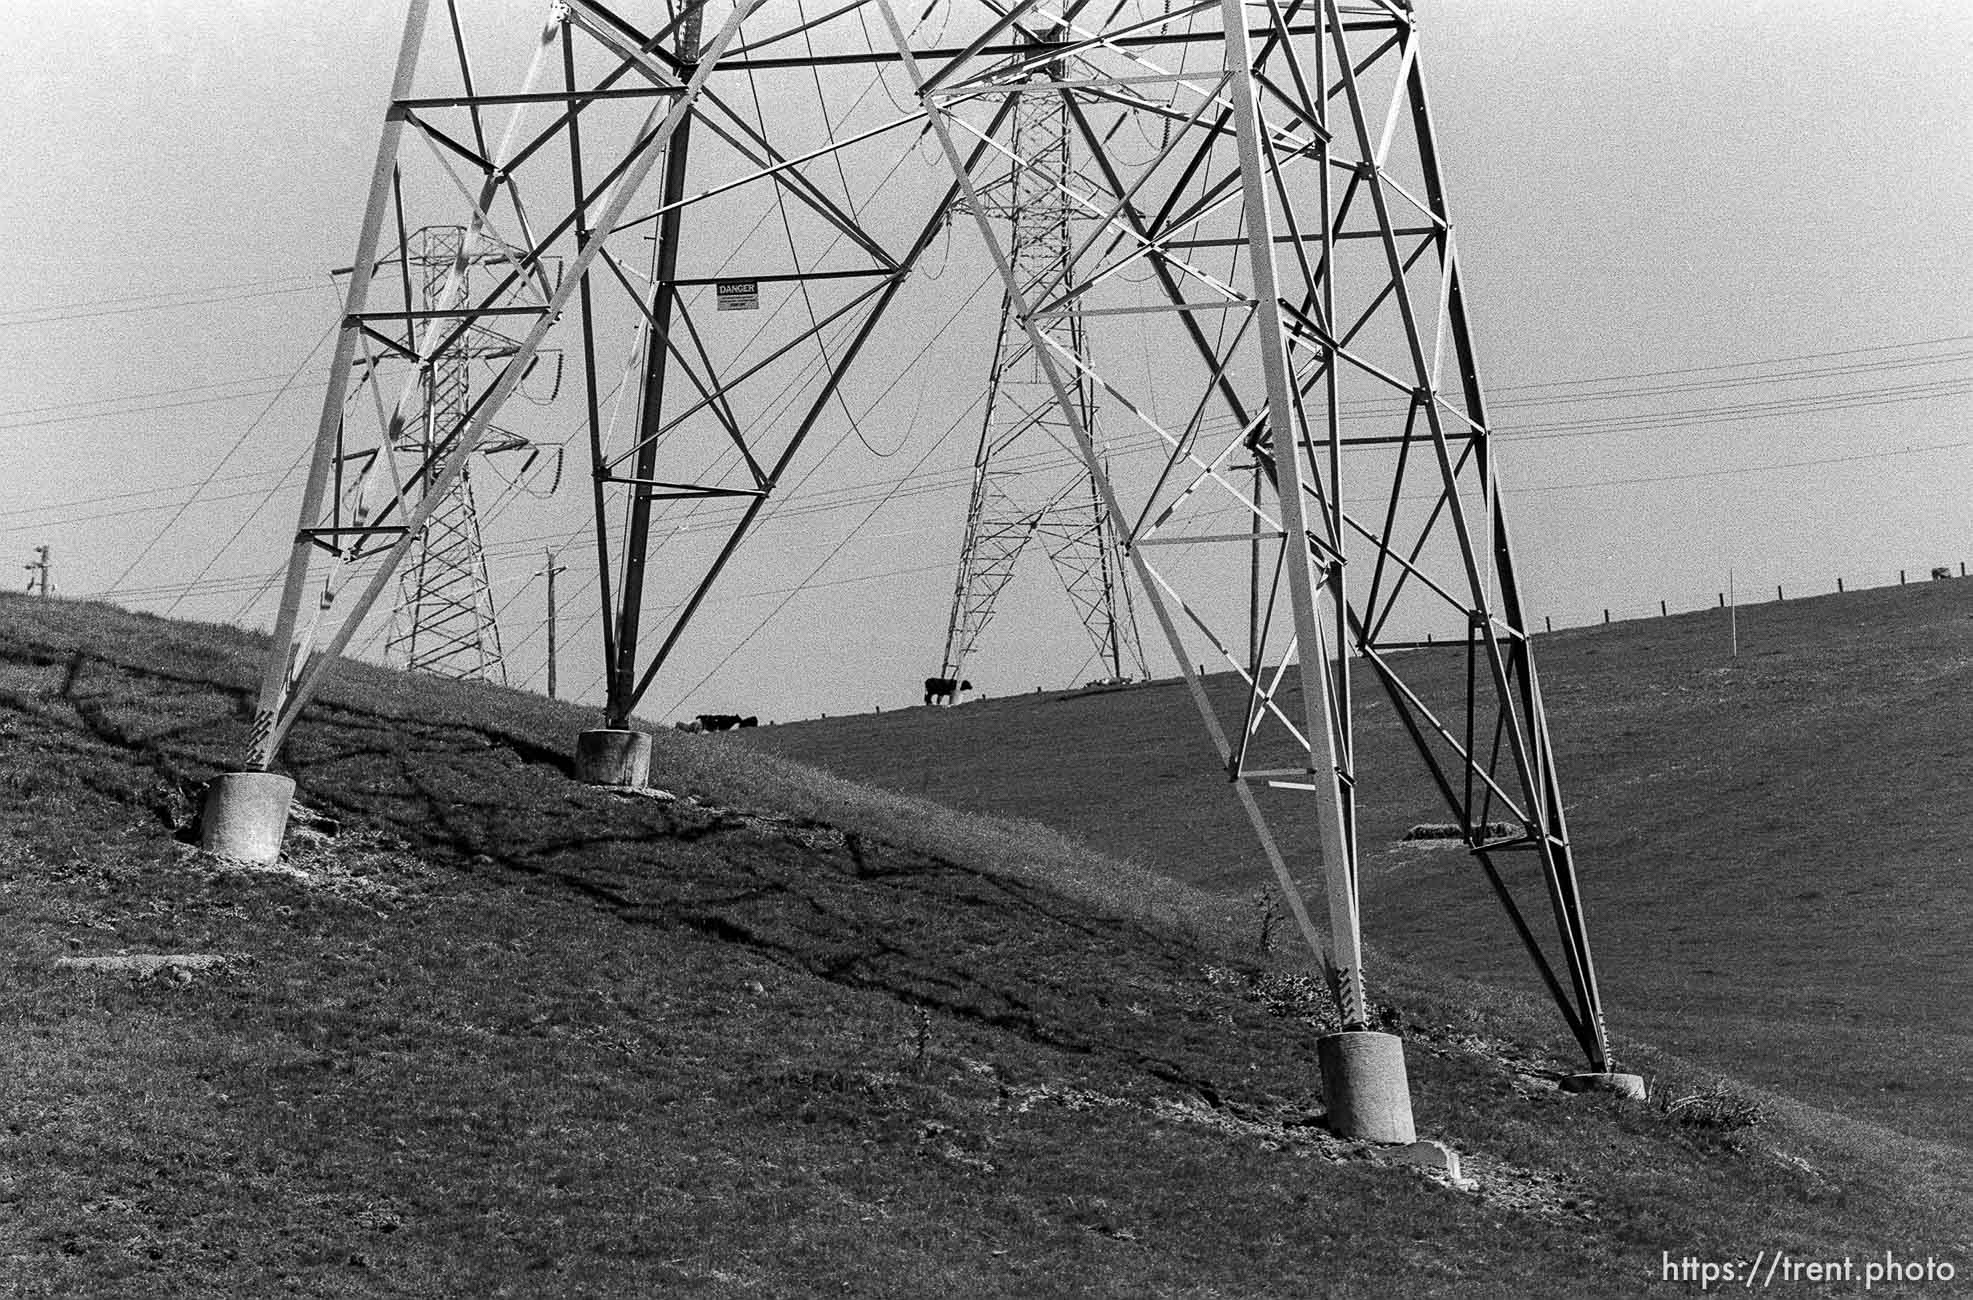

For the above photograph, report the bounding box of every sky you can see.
[2,0,1970,725]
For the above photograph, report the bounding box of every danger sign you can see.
[715,279,759,311]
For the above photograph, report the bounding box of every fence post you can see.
[1776,585,1784,602]
[1659,599,1667,617]
[1837,576,1844,593]
[1544,615,1552,633]
[1900,569,1907,585]
[1602,608,1610,624]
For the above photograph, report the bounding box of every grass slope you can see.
[0,592,1967,1296]
[743,583,1973,1158]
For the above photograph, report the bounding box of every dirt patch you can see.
[54,952,246,981]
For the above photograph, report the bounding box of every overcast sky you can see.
[2,1,1969,722]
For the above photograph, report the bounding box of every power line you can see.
[46,345,1973,593]
[0,469,285,521]
[1486,331,1973,395]
[165,444,313,617]
[1488,348,1973,410]
[1500,375,1973,441]
[0,280,325,330]
[0,382,329,435]
[0,371,317,423]
[6,315,1949,446]
[0,485,280,538]
[153,424,1973,615]
[42,299,1973,647]
[102,313,341,597]
[418,355,1973,561]
[226,563,294,627]
[1505,434,1973,495]
[108,571,286,602]
[0,273,322,320]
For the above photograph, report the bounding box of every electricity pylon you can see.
[23,546,53,598]
[234,0,1619,1077]
[938,57,1147,689]
[382,225,524,684]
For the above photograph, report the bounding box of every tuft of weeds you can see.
[1653,1081,1768,1133]
[908,1005,933,1079]
[1399,821,1515,842]
[1250,887,1284,954]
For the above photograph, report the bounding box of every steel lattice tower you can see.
[938,55,1147,689]
[234,0,1623,1075]
[383,225,508,683]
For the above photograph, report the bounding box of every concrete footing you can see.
[575,729,651,787]
[199,772,296,864]
[1387,1139,1463,1182]
[1561,1071,1648,1101]
[1318,1030,1416,1144]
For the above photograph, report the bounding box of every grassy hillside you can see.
[1,592,1968,1296]
[743,582,1973,1155]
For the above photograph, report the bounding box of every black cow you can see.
[695,714,760,732]
[923,676,972,706]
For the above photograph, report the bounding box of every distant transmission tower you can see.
[22,545,53,598]
[381,225,527,684]
[938,46,1147,690]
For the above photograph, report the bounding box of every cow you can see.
[692,714,759,732]
[1932,566,1953,581]
[923,676,972,706]
[673,719,704,733]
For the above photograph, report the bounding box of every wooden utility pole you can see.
[542,549,566,699]
[1729,567,1738,659]
[23,546,52,597]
